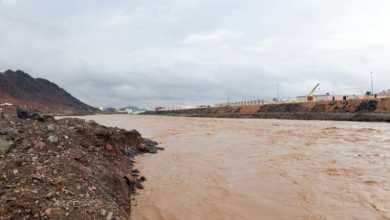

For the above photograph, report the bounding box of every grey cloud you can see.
[1,0,390,109]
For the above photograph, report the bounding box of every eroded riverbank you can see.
[77,115,390,220]
[144,98,390,122]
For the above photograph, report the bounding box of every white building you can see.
[296,94,367,102]
[215,99,271,107]
[132,111,145,115]
[125,109,133,114]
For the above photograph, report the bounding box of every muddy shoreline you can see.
[144,98,390,122]
[190,112,390,122]
[143,112,390,122]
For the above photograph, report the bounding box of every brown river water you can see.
[75,115,390,220]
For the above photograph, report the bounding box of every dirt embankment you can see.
[145,98,390,122]
[1,106,95,117]
[0,111,160,219]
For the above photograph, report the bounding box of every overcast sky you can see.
[1,0,390,109]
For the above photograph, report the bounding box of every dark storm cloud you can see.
[1,0,390,109]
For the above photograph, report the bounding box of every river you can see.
[76,115,390,220]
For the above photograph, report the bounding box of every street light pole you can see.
[227,89,230,106]
[371,72,373,96]
[277,84,279,102]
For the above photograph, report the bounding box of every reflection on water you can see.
[75,115,390,220]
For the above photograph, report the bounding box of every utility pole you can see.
[227,89,230,106]
[360,87,362,96]
[277,84,279,102]
[371,72,374,97]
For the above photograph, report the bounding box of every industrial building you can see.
[215,99,271,107]
[379,89,390,97]
[156,105,199,111]
[296,94,387,102]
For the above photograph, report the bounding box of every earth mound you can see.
[0,112,159,219]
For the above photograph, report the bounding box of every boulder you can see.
[137,143,145,150]
[135,182,144,190]
[124,174,135,184]
[145,146,157,154]
[143,138,158,146]
[16,108,30,119]
[16,108,41,120]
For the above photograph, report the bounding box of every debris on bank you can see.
[0,108,161,219]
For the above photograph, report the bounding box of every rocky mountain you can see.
[0,69,95,111]
[103,106,148,111]
[122,106,148,111]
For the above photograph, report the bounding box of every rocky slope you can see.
[0,112,161,219]
[0,70,95,111]
[146,98,390,122]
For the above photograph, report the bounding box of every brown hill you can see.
[0,69,95,111]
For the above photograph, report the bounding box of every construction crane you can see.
[306,83,320,101]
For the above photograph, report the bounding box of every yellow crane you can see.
[306,83,320,101]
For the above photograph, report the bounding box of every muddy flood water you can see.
[76,115,390,220]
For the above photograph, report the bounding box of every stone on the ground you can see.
[34,141,46,148]
[47,124,54,131]
[135,182,144,189]
[106,144,113,151]
[143,138,158,146]
[145,146,157,154]
[125,174,135,184]
[47,136,58,143]
[45,208,52,216]
[106,212,113,220]
[0,139,11,154]
[16,107,30,119]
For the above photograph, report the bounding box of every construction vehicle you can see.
[306,83,320,101]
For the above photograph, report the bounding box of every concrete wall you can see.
[215,99,276,107]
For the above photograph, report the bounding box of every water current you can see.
[77,115,390,220]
